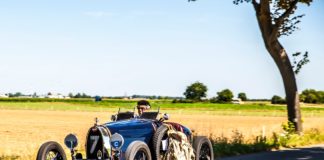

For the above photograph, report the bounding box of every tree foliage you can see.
[300,89,324,103]
[238,92,248,101]
[183,81,208,101]
[216,89,234,103]
[232,0,312,74]
[8,92,23,97]
[71,93,92,98]
[271,95,286,104]
[292,51,310,74]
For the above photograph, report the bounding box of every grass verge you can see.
[211,124,324,158]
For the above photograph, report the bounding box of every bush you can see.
[211,124,324,158]
[273,121,303,148]
[171,99,194,103]
[209,97,218,103]
[211,130,275,158]
[271,122,324,148]
[271,95,286,104]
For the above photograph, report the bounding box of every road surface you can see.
[219,145,324,160]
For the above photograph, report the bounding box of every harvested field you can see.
[1,109,324,159]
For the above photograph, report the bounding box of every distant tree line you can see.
[107,95,183,100]
[8,92,24,97]
[271,95,286,104]
[6,92,38,98]
[131,95,183,100]
[179,81,248,103]
[68,93,92,98]
[300,89,324,104]
[271,89,324,104]
[5,92,92,98]
[180,82,324,105]
[4,87,323,104]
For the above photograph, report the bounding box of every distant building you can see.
[232,98,243,104]
[0,93,9,98]
[45,93,70,99]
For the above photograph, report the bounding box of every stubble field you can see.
[1,100,324,159]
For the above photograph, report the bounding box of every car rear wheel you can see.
[125,141,152,160]
[153,124,169,160]
[193,136,214,160]
[36,141,67,160]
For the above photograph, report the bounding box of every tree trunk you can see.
[268,41,303,134]
[254,3,303,133]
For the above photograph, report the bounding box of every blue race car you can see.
[36,108,214,160]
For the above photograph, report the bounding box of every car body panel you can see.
[104,118,157,152]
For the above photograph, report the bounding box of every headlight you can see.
[64,133,78,150]
[110,133,124,150]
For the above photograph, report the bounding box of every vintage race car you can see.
[36,108,214,160]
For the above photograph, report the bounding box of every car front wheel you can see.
[125,141,152,160]
[36,141,67,160]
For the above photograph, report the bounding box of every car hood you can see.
[104,118,156,152]
[105,118,155,134]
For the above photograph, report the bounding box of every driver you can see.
[137,100,151,115]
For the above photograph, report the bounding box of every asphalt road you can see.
[219,145,324,160]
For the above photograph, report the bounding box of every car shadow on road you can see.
[219,146,324,160]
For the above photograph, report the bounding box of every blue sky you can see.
[0,0,323,98]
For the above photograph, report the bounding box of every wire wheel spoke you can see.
[135,150,147,160]
[199,143,211,160]
[46,151,62,160]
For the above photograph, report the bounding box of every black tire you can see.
[193,136,214,160]
[152,124,169,160]
[36,141,67,160]
[125,141,152,160]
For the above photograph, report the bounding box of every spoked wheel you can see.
[193,136,214,160]
[126,141,152,160]
[199,142,212,160]
[36,141,67,160]
[45,150,64,160]
[133,149,150,160]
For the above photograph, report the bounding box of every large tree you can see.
[238,92,248,101]
[217,89,234,103]
[235,0,312,134]
[184,81,208,101]
[190,0,312,133]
